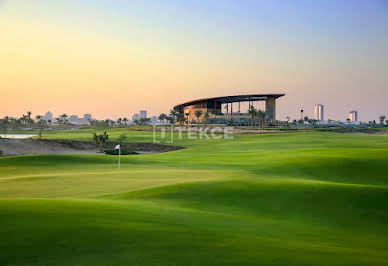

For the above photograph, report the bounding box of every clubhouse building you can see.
[173,94,285,124]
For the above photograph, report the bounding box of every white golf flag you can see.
[114,144,120,150]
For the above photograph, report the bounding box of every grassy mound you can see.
[0,131,387,265]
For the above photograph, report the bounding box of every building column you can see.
[230,100,233,124]
[214,100,217,124]
[265,97,276,122]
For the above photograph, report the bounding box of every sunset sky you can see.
[1,0,387,121]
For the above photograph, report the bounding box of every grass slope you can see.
[0,131,388,265]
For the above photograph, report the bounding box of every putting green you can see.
[0,131,387,265]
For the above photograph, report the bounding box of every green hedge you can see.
[104,149,138,155]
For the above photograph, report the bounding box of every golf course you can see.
[1,129,387,265]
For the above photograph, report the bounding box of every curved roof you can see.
[174,94,285,110]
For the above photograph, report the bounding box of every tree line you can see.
[1,110,387,139]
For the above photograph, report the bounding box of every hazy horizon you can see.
[1,0,387,121]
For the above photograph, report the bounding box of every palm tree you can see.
[26,111,33,124]
[379,115,386,126]
[194,110,203,126]
[248,106,257,130]
[285,116,291,127]
[19,115,24,125]
[36,118,47,139]
[24,115,29,125]
[170,110,177,124]
[204,112,209,126]
[175,113,184,126]
[1,116,10,138]
[304,116,309,124]
[20,114,27,125]
[256,110,267,129]
[117,118,122,126]
[123,118,128,126]
[158,113,167,124]
[165,116,173,125]
[184,111,191,126]
[60,114,68,124]
[169,109,178,131]
[35,115,45,138]
[35,115,42,125]
[92,131,109,152]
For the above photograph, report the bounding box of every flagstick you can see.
[118,146,121,169]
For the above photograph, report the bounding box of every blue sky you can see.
[1,0,387,120]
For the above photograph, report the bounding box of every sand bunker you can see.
[0,139,183,157]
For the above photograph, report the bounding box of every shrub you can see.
[104,149,138,155]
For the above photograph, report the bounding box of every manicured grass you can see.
[0,130,388,265]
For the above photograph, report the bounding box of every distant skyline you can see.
[1,0,387,121]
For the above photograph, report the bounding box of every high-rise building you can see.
[349,110,358,123]
[139,110,147,119]
[314,104,324,121]
[68,115,79,124]
[81,114,93,124]
[151,115,158,125]
[84,114,92,121]
[132,113,140,122]
[44,111,53,121]
[65,114,93,124]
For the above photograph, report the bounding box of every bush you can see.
[104,149,138,155]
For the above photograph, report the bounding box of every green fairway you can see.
[1,130,388,265]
